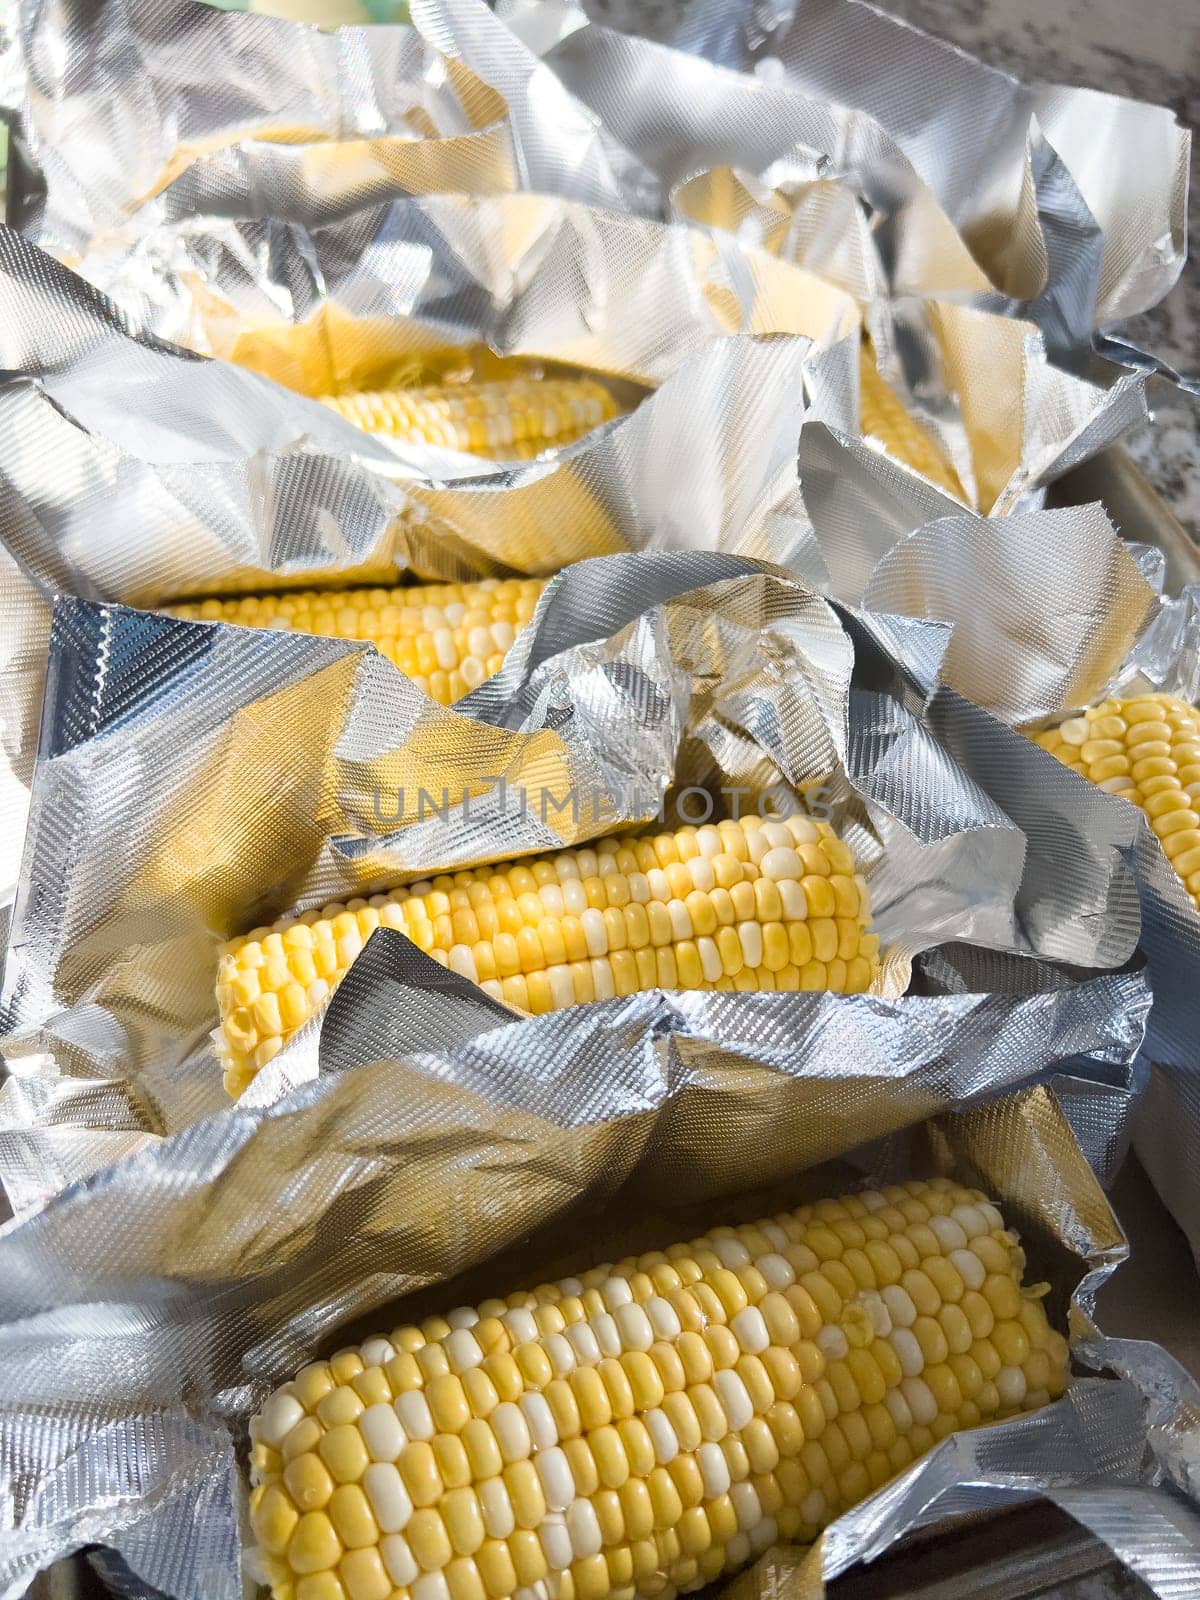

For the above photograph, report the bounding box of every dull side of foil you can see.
[0,552,1122,1198]
[0,970,1187,1600]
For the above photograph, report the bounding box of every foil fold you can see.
[13,0,521,257]
[0,0,1171,519]
[793,426,1200,1270]
[10,0,1190,358]
[0,950,1187,1599]
[532,0,1190,342]
[2,552,1069,1175]
[0,199,859,902]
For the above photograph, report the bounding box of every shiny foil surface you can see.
[0,0,1194,1596]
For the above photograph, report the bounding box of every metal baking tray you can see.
[1048,446,1200,587]
[22,448,1200,1600]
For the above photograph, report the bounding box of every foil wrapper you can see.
[11,0,520,259]
[0,552,1052,1173]
[0,198,861,903]
[72,190,1150,519]
[0,0,1164,519]
[0,960,1192,1599]
[10,0,1190,361]
[490,0,1190,349]
[2,539,1184,1589]
[792,425,1200,1269]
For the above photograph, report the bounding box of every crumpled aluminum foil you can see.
[11,0,521,259]
[72,192,1150,519]
[0,199,860,594]
[0,0,1165,517]
[0,196,862,905]
[434,0,1189,357]
[1,551,1060,1180]
[795,424,1159,724]
[10,0,1190,366]
[0,938,1192,1600]
[789,424,1200,1270]
[1,538,1180,1590]
[508,0,1196,347]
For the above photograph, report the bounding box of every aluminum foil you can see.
[0,204,861,592]
[12,0,522,259]
[0,0,1163,519]
[796,426,1159,723]
[10,0,1190,359]
[433,0,1188,350]
[72,187,1150,519]
[0,950,1191,1600]
[0,551,1057,1179]
[0,197,862,905]
[790,425,1200,1270]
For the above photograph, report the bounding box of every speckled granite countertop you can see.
[586,0,1199,538]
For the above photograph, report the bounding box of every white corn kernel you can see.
[360,1402,405,1462]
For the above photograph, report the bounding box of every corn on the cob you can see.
[858,351,962,499]
[1032,692,1200,908]
[170,577,546,706]
[216,813,879,1098]
[248,1177,1068,1600]
[325,376,620,461]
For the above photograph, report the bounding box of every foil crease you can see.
[793,424,1200,1270]
[1,0,1164,519]
[797,424,1158,724]
[14,0,522,257]
[2,551,1086,1183]
[9,0,1190,357]
[0,199,860,904]
[0,928,1185,1600]
[538,0,1190,339]
[0,199,859,600]
[73,190,1150,521]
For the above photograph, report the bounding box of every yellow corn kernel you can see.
[253,1180,1065,1600]
[858,348,963,498]
[1031,694,1200,911]
[217,813,880,1096]
[325,375,620,462]
[170,575,546,711]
